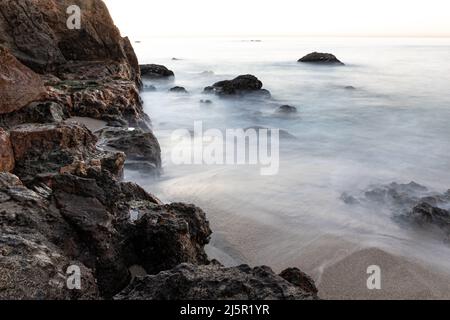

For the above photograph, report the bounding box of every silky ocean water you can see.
[125,37,450,277]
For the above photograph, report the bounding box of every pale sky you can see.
[104,0,450,38]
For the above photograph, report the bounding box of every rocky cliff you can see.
[0,0,318,300]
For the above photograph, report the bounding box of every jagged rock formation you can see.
[204,74,271,98]
[116,263,318,300]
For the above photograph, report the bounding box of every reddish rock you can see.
[0,47,45,114]
[0,128,15,172]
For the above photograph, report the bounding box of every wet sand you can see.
[204,208,450,300]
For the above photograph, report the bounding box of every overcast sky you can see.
[104,0,450,38]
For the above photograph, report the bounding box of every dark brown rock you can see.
[0,47,45,114]
[0,0,139,82]
[0,128,14,172]
[9,122,124,181]
[140,64,174,79]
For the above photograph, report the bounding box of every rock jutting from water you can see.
[140,64,175,79]
[298,52,344,65]
[204,74,271,98]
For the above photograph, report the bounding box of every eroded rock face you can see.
[0,168,213,299]
[0,129,14,172]
[0,172,100,300]
[140,64,174,79]
[97,127,162,175]
[0,0,140,81]
[298,52,344,65]
[9,122,124,181]
[115,263,318,300]
[0,47,45,114]
[124,203,212,275]
[204,75,271,98]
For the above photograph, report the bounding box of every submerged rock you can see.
[140,64,175,79]
[298,52,344,65]
[169,86,188,94]
[115,263,318,300]
[276,105,298,115]
[204,75,271,98]
[408,202,450,229]
[342,182,450,242]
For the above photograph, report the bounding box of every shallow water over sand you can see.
[125,37,450,292]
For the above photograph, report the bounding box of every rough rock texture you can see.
[140,64,174,79]
[115,263,318,300]
[0,101,69,129]
[0,0,140,83]
[0,169,212,298]
[298,52,344,65]
[9,122,125,182]
[97,127,162,174]
[0,172,100,299]
[279,268,318,296]
[0,47,45,114]
[204,75,271,98]
[0,128,15,172]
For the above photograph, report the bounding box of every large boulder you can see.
[298,52,344,65]
[0,47,45,114]
[115,263,318,300]
[204,75,271,98]
[124,203,212,275]
[0,172,100,300]
[0,128,14,172]
[140,64,175,79]
[0,0,140,83]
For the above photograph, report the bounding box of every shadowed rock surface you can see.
[140,64,174,79]
[115,263,318,300]
[204,75,271,98]
[97,127,162,175]
[298,52,344,65]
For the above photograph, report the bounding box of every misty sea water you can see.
[125,37,450,286]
